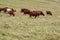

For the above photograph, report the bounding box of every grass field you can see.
[0,0,60,40]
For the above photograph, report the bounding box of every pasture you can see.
[0,0,60,40]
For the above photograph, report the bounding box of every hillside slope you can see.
[0,0,60,40]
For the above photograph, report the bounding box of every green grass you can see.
[0,0,60,40]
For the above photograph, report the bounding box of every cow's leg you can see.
[24,13,26,15]
[29,14,32,18]
[9,13,12,16]
[12,13,15,16]
[0,10,2,12]
[10,13,15,16]
[50,13,52,16]
[35,15,37,18]
[38,15,39,17]
[42,14,45,16]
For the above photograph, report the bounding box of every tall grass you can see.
[0,0,60,40]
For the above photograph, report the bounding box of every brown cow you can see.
[6,8,16,16]
[21,8,45,18]
[21,8,30,15]
[0,7,8,13]
[29,11,45,18]
[46,11,52,16]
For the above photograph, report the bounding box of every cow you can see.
[28,11,45,18]
[6,8,16,16]
[21,8,30,15]
[46,11,52,16]
[0,7,8,13]
[21,8,45,18]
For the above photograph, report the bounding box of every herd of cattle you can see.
[0,7,52,18]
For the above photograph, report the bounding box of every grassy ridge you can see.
[0,0,60,40]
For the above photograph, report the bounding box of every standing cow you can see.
[0,7,8,13]
[21,8,45,18]
[29,11,45,18]
[6,8,16,16]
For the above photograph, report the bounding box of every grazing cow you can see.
[21,8,30,15]
[46,11,52,16]
[29,11,45,18]
[6,8,16,16]
[0,7,8,13]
